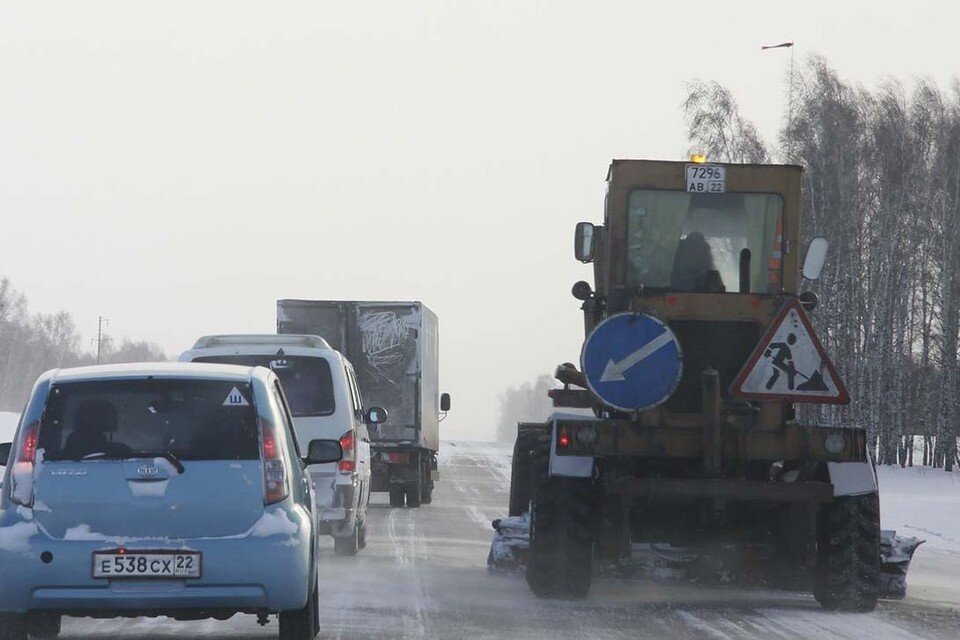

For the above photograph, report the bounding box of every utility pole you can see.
[96,316,109,364]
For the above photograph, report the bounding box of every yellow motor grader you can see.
[499,158,883,612]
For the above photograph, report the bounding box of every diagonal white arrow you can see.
[600,331,674,383]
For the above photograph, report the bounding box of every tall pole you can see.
[787,45,795,131]
[96,316,108,364]
[762,41,796,160]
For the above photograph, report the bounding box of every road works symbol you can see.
[730,299,849,404]
[581,313,683,412]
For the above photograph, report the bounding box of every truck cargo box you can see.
[277,300,440,453]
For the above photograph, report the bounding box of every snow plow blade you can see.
[487,516,530,571]
[880,530,924,599]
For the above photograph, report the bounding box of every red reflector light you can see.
[559,433,571,448]
[385,452,409,464]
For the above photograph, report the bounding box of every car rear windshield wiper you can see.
[77,450,185,474]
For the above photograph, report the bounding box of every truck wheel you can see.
[420,474,434,504]
[0,614,27,640]
[334,522,360,556]
[406,474,423,508]
[814,492,881,612]
[525,436,595,598]
[509,425,549,516]
[389,487,405,508]
[279,570,320,639]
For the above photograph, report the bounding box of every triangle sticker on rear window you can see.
[223,386,250,407]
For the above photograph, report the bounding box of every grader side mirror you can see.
[574,222,596,263]
[802,237,829,281]
[799,290,820,312]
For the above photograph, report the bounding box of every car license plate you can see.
[92,551,201,579]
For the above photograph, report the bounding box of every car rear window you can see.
[38,379,260,462]
[191,355,335,417]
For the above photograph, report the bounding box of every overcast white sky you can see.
[1,1,957,440]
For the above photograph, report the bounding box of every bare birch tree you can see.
[685,59,960,468]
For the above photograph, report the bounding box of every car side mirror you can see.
[0,442,10,466]
[440,393,451,412]
[305,439,343,465]
[802,237,829,281]
[574,222,595,263]
[365,406,388,425]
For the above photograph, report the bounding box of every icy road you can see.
[43,440,960,639]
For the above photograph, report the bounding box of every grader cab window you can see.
[626,190,784,293]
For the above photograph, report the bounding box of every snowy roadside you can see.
[877,464,960,607]
[877,465,960,552]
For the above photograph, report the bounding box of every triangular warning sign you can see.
[223,386,250,407]
[730,299,849,404]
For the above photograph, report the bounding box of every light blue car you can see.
[0,363,342,640]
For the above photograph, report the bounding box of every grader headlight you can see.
[823,432,846,455]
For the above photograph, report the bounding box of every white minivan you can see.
[180,334,383,555]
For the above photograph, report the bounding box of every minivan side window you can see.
[272,381,301,459]
[345,367,363,422]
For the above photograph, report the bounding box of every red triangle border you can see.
[729,299,850,405]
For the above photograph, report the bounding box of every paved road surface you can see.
[60,441,960,639]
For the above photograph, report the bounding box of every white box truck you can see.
[277,300,449,507]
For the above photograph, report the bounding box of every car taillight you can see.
[11,421,39,507]
[338,430,356,473]
[259,418,289,505]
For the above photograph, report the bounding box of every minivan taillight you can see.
[338,430,356,473]
[259,418,289,505]
[10,421,39,507]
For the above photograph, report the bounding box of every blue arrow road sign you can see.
[580,313,683,412]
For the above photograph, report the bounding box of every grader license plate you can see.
[686,164,726,193]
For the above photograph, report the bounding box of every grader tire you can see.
[508,425,550,517]
[814,493,882,612]
[525,434,596,598]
